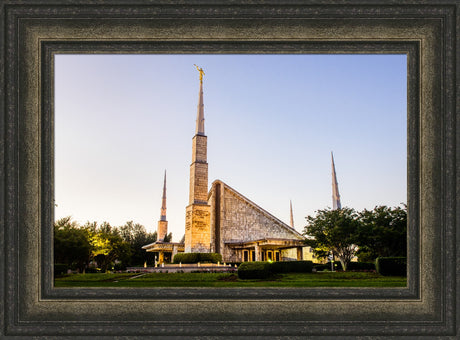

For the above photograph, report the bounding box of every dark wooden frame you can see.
[1,1,458,338]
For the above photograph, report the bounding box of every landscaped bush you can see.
[237,261,272,279]
[376,257,406,276]
[86,267,101,273]
[173,253,198,264]
[346,262,376,271]
[313,262,375,272]
[238,261,313,279]
[114,262,127,271]
[199,253,223,263]
[313,262,342,271]
[54,263,68,277]
[173,252,223,264]
[270,260,313,273]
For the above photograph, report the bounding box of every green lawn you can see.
[54,271,406,288]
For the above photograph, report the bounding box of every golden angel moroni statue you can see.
[194,64,205,83]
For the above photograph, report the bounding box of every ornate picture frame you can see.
[1,1,457,337]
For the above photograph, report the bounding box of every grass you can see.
[54,271,406,288]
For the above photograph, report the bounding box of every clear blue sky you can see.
[54,54,407,241]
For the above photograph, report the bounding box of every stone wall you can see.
[221,186,301,241]
[209,181,303,262]
[185,203,211,253]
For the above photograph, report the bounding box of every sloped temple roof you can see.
[209,179,305,241]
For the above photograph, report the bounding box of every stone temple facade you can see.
[144,68,306,263]
[208,180,305,262]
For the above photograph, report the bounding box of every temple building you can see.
[144,66,307,263]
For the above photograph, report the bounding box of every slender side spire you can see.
[160,170,167,221]
[331,152,342,210]
[194,64,205,135]
[157,170,168,242]
[289,200,294,228]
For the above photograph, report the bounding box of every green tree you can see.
[119,221,157,266]
[163,232,173,243]
[54,217,92,272]
[303,207,359,271]
[90,223,132,272]
[356,205,407,261]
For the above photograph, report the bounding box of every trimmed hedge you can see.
[376,257,406,276]
[86,267,101,273]
[270,260,313,273]
[347,262,376,271]
[54,263,68,277]
[114,262,127,271]
[237,261,272,279]
[173,252,222,264]
[314,262,342,271]
[238,261,313,280]
[313,262,376,272]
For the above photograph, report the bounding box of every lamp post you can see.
[328,253,334,272]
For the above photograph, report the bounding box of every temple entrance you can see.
[225,239,306,262]
[267,250,273,261]
[243,250,249,262]
[163,252,172,263]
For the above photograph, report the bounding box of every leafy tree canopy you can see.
[303,207,359,271]
[54,217,92,273]
[303,204,407,269]
[54,217,160,272]
[356,204,407,261]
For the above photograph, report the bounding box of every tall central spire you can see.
[194,64,205,135]
[185,65,211,253]
[188,64,208,205]
[331,152,342,210]
[160,170,167,221]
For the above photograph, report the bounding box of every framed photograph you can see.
[1,1,457,338]
[53,52,407,284]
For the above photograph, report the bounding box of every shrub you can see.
[86,267,101,273]
[173,253,198,264]
[238,261,314,279]
[313,262,342,271]
[54,263,68,277]
[237,262,272,279]
[313,262,375,272]
[376,257,406,276]
[270,260,313,273]
[173,252,223,264]
[199,253,223,263]
[346,262,376,271]
[114,262,127,271]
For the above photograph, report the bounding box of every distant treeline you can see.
[54,217,171,273]
[303,204,407,271]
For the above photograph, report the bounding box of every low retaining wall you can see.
[126,264,237,273]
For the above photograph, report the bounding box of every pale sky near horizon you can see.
[54,54,407,241]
